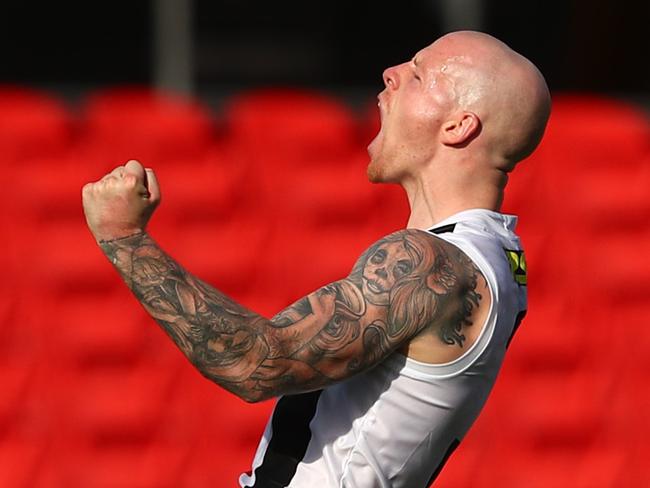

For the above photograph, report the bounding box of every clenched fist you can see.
[82,160,161,242]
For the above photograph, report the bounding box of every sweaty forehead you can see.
[413,43,469,71]
[412,45,435,65]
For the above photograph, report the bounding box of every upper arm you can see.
[247,229,485,398]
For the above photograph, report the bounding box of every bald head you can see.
[367,31,551,224]
[429,31,551,169]
[367,31,551,185]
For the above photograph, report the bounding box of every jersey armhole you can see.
[390,236,499,380]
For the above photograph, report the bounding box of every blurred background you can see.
[1,1,649,486]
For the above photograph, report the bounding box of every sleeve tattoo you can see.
[99,230,484,402]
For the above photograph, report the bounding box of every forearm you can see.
[84,161,345,401]
[98,231,274,401]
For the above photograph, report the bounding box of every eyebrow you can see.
[412,57,423,79]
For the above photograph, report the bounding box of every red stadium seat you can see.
[81,86,217,165]
[19,220,118,296]
[532,95,650,219]
[566,157,650,232]
[429,441,481,487]
[500,150,551,221]
[58,362,178,443]
[180,446,253,487]
[505,370,608,452]
[0,437,47,488]
[504,95,650,262]
[11,153,93,224]
[544,95,649,170]
[579,231,650,305]
[0,86,73,163]
[43,442,191,488]
[571,445,627,488]
[154,216,273,298]
[604,349,650,488]
[149,145,252,227]
[0,361,36,435]
[224,88,360,164]
[199,389,273,480]
[507,297,586,373]
[224,89,364,224]
[48,293,150,367]
[262,226,374,304]
[278,151,382,227]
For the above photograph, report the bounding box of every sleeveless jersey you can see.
[240,209,527,488]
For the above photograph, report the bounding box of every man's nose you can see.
[375,267,388,279]
[382,64,402,90]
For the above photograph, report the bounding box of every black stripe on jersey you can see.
[428,223,456,235]
[426,438,460,487]
[506,309,527,349]
[251,390,322,487]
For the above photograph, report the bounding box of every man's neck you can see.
[401,171,504,230]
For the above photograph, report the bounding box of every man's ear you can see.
[440,112,481,146]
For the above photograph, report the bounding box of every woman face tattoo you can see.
[362,241,414,305]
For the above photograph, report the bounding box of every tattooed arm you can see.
[98,228,483,402]
[83,161,484,402]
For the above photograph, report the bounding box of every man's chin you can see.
[366,159,384,183]
[366,143,383,182]
[366,159,379,183]
[367,156,400,184]
[367,137,398,183]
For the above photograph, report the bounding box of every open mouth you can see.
[377,94,387,120]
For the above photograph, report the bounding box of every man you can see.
[82,31,550,487]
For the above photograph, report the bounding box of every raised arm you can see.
[82,161,483,402]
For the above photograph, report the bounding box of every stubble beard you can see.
[366,157,383,183]
[367,127,403,184]
[367,152,403,184]
[366,136,391,183]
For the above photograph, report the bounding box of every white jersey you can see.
[240,209,527,488]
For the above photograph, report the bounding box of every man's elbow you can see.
[225,383,277,404]
[240,389,274,404]
[195,366,275,404]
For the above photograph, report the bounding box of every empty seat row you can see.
[1,87,649,486]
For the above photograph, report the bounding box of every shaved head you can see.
[432,31,551,168]
[368,30,551,183]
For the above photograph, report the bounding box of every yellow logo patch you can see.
[505,249,527,286]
